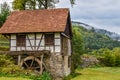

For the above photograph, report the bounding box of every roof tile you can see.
[0,8,69,34]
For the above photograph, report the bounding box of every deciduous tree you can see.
[13,0,75,10]
[0,2,10,27]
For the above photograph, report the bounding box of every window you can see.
[45,34,54,46]
[17,35,26,47]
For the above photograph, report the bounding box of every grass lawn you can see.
[72,67,120,80]
[0,67,120,80]
[0,77,31,80]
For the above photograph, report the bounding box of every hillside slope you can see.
[72,25,120,52]
[72,21,120,41]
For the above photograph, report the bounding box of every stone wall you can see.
[45,54,70,79]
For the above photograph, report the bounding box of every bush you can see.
[115,54,120,66]
[30,72,52,80]
[104,53,116,66]
[1,65,24,74]
[0,54,13,67]
[0,54,25,74]
[92,48,120,67]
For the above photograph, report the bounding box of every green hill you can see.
[73,25,120,53]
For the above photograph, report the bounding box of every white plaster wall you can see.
[55,39,60,45]
[10,47,16,51]
[26,47,32,50]
[30,40,35,46]
[36,33,44,50]
[17,47,25,51]
[10,35,16,51]
[36,34,43,39]
[26,34,35,51]
[55,46,61,52]
[50,46,54,52]
[10,33,62,52]
[11,40,16,46]
[45,46,50,50]
[27,34,35,39]
[38,47,44,50]
[26,40,30,46]
[54,33,61,53]
[36,39,44,47]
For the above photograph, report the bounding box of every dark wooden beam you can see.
[37,34,43,51]
[27,35,34,50]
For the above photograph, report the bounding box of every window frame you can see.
[16,34,26,47]
[44,33,54,46]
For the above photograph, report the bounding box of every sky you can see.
[0,0,120,34]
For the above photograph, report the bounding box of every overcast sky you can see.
[0,0,120,34]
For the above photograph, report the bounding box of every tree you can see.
[0,2,10,27]
[71,26,85,72]
[13,0,76,10]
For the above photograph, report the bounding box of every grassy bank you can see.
[0,77,31,80]
[72,67,120,80]
[0,67,120,80]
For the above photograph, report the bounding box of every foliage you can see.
[92,47,120,67]
[0,54,24,74]
[72,27,85,71]
[73,26,120,53]
[0,34,9,51]
[13,0,76,10]
[0,2,10,27]
[63,75,71,80]
[36,72,52,80]
[0,54,13,68]
[0,54,52,79]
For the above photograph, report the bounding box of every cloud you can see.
[0,0,120,34]
[58,0,120,34]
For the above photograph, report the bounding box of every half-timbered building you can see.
[0,8,72,78]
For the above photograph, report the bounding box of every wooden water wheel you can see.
[20,56,43,74]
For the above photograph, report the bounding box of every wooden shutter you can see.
[45,34,54,46]
[17,35,26,47]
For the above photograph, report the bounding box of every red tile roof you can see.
[0,8,69,34]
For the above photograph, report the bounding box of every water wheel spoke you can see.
[21,56,43,74]
[30,59,34,67]
[35,66,40,69]
[24,61,29,68]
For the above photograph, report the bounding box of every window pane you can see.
[45,34,54,46]
[17,35,26,47]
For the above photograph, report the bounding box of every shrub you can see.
[0,54,25,74]
[1,65,24,74]
[0,54,13,67]
[92,48,120,67]
[30,72,52,80]
[104,53,116,66]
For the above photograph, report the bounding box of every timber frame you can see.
[0,8,72,79]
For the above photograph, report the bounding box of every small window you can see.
[45,34,54,46]
[17,35,26,47]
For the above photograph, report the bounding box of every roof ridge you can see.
[12,8,69,13]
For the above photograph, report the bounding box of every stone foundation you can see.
[45,54,71,79]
